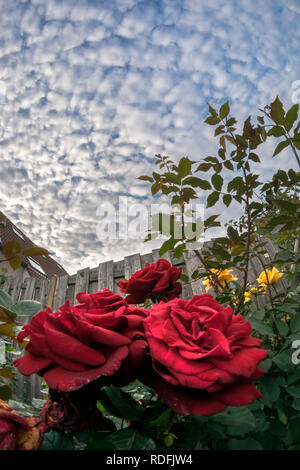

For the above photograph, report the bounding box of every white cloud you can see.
[0,0,298,275]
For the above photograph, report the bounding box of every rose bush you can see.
[140,294,267,416]
[118,258,182,304]
[13,288,148,392]
[0,399,43,450]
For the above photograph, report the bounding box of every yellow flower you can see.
[243,287,257,303]
[257,266,283,289]
[203,268,237,291]
[244,291,252,303]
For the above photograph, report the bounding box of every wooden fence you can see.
[1,238,288,405]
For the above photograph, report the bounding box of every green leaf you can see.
[164,172,181,185]
[182,176,211,190]
[292,399,300,411]
[180,273,189,282]
[249,319,275,336]
[273,350,295,373]
[0,290,14,309]
[106,428,156,450]
[211,173,223,191]
[249,152,260,162]
[206,191,220,208]
[173,243,184,259]
[272,140,290,157]
[285,104,299,132]
[178,157,192,178]
[40,430,74,450]
[224,160,234,170]
[102,386,144,421]
[205,116,221,125]
[228,438,263,450]
[11,300,42,317]
[290,313,300,332]
[267,126,285,137]
[270,96,285,125]
[286,386,300,398]
[275,318,289,336]
[227,176,243,192]
[258,376,282,408]
[219,101,230,119]
[137,175,154,182]
[212,406,255,428]
[196,162,211,172]
[151,182,160,195]
[223,194,232,207]
[159,238,177,257]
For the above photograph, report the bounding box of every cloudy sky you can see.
[0,0,299,275]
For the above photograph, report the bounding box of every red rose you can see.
[0,399,42,450]
[119,259,182,304]
[14,289,148,392]
[141,294,267,416]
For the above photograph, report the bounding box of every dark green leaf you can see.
[270,96,285,125]
[206,191,220,208]
[102,386,144,421]
[285,104,299,132]
[272,140,290,157]
[249,319,275,336]
[182,176,211,190]
[223,194,232,207]
[40,430,74,450]
[227,438,262,450]
[211,173,223,191]
[106,428,156,450]
[164,173,181,185]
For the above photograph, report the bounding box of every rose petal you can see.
[42,345,129,391]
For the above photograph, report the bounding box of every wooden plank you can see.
[38,279,50,310]
[124,253,142,279]
[1,276,12,294]
[183,250,207,296]
[74,268,90,303]
[47,277,57,309]
[23,277,36,300]
[11,274,24,303]
[53,275,69,311]
[140,252,154,268]
[98,260,114,291]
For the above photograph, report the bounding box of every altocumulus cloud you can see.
[0,0,299,274]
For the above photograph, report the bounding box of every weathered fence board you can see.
[1,238,288,405]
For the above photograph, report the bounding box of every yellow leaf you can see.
[0,323,17,339]
[0,368,14,382]
[22,247,49,257]
[9,256,22,270]
[2,240,21,258]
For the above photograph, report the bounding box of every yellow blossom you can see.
[243,287,258,303]
[257,266,283,289]
[203,268,237,291]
